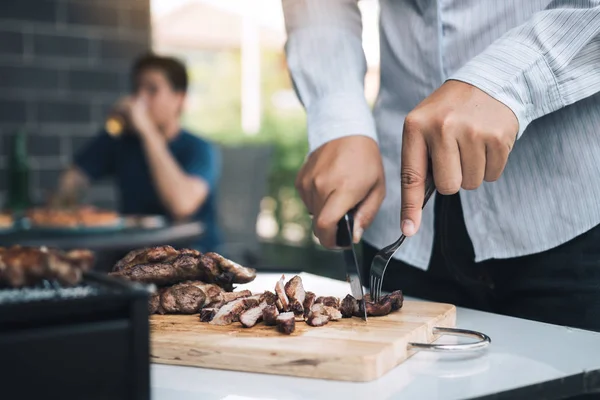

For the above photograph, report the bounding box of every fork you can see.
[369,174,437,302]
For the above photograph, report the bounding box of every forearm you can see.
[141,131,208,219]
[449,1,600,138]
[283,0,377,152]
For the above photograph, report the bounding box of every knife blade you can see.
[336,211,368,321]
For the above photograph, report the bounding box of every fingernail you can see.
[401,219,416,236]
[353,226,364,244]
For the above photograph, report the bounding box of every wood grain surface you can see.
[150,300,456,382]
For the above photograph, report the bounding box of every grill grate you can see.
[0,281,105,305]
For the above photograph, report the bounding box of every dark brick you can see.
[36,168,62,190]
[67,68,123,93]
[0,100,27,124]
[66,1,119,28]
[0,65,61,90]
[27,134,61,157]
[0,30,24,55]
[98,37,149,61]
[33,32,90,58]
[37,100,91,123]
[0,0,58,23]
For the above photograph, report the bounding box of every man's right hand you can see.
[295,136,385,248]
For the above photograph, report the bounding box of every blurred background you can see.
[0,0,380,277]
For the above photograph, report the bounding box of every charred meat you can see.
[262,305,279,326]
[315,296,340,308]
[240,302,269,328]
[276,312,295,334]
[303,291,316,319]
[274,275,290,311]
[159,282,207,314]
[259,290,278,306]
[284,275,306,317]
[200,308,218,322]
[340,294,359,318]
[210,297,260,326]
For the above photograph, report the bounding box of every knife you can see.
[336,210,368,321]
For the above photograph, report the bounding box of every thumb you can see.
[352,180,385,243]
[400,125,429,237]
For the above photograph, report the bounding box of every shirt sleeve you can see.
[73,130,116,181]
[449,1,600,139]
[282,0,377,153]
[180,140,221,192]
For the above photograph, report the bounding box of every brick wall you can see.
[0,0,151,208]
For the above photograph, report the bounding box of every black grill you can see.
[0,272,151,400]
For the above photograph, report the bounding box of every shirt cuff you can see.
[448,40,563,139]
[306,92,378,152]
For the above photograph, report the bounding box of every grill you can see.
[0,272,151,400]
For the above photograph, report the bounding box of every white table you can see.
[152,273,600,400]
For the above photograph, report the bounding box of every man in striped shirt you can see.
[283,0,600,331]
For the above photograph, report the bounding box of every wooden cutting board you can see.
[150,300,456,382]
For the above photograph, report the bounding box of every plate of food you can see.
[25,206,124,234]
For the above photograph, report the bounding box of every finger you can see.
[400,124,429,237]
[484,141,510,182]
[315,187,367,248]
[429,135,462,195]
[457,136,486,190]
[353,179,385,243]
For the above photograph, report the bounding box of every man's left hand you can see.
[400,80,518,237]
[127,97,157,138]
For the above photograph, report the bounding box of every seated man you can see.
[57,53,222,252]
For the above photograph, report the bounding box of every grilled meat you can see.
[312,303,342,321]
[259,290,278,305]
[340,294,359,318]
[0,245,89,287]
[315,296,340,308]
[262,305,279,326]
[64,249,95,271]
[159,282,207,314]
[303,291,316,319]
[284,275,306,317]
[110,247,256,289]
[274,275,290,311]
[200,308,218,322]
[386,290,404,311]
[148,290,160,314]
[210,297,260,326]
[276,312,295,334]
[113,246,178,272]
[240,301,269,328]
[306,312,330,327]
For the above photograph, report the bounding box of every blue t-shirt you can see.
[74,129,222,252]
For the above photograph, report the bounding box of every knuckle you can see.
[403,113,425,134]
[401,168,424,188]
[314,215,332,233]
[436,179,461,195]
[312,174,328,193]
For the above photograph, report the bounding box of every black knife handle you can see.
[336,209,356,248]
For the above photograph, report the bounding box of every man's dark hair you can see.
[131,53,188,93]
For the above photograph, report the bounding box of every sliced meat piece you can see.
[385,290,404,311]
[315,296,340,308]
[159,282,206,314]
[45,251,81,286]
[262,305,279,326]
[221,290,252,303]
[303,291,316,319]
[274,275,290,311]
[200,308,218,322]
[259,290,278,305]
[340,294,359,318]
[112,248,146,272]
[306,312,330,327]
[209,298,260,326]
[276,312,295,334]
[178,248,201,257]
[284,275,306,317]
[240,302,269,328]
[310,303,342,321]
[364,296,393,316]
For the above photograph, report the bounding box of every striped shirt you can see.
[282,0,600,269]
